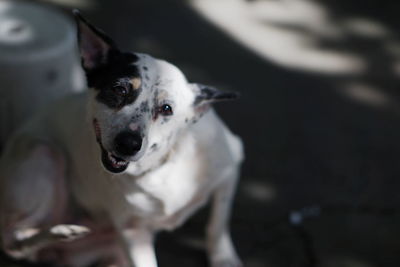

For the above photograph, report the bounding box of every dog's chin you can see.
[100,146,129,174]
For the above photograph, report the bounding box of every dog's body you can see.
[0,12,243,267]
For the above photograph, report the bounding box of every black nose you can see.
[114,131,142,156]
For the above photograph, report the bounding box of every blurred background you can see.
[1,0,400,266]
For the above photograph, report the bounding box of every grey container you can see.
[0,0,84,147]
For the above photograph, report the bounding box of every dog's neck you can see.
[128,149,172,178]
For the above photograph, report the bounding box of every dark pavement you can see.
[3,0,400,266]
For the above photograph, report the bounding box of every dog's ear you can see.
[190,83,239,117]
[73,10,118,71]
[191,84,239,106]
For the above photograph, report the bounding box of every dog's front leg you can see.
[207,168,242,267]
[116,225,157,267]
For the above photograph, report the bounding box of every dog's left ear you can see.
[191,83,240,106]
[190,83,239,117]
[73,10,118,71]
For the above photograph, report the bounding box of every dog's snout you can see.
[114,131,142,156]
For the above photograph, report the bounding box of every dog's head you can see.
[74,11,239,174]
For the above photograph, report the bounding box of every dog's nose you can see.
[114,131,142,156]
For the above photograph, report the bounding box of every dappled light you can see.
[189,0,400,111]
[1,0,400,266]
[189,0,367,74]
[36,0,94,9]
[322,256,376,267]
[340,83,391,108]
[242,180,276,203]
[343,18,389,39]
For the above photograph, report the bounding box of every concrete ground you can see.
[2,0,400,266]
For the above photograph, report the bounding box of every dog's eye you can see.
[113,86,128,96]
[159,104,173,116]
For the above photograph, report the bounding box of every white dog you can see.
[0,11,244,267]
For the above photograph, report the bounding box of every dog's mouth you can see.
[93,119,129,174]
[100,147,129,173]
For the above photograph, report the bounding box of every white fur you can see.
[0,54,243,267]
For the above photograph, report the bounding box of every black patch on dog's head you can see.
[74,10,141,109]
[89,52,141,109]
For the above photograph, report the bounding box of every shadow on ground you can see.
[4,0,400,266]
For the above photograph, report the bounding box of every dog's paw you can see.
[211,258,243,267]
[49,224,91,241]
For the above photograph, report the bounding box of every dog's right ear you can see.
[73,10,118,71]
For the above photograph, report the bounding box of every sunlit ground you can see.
[40,0,93,8]
[189,0,400,111]
[2,0,400,266]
